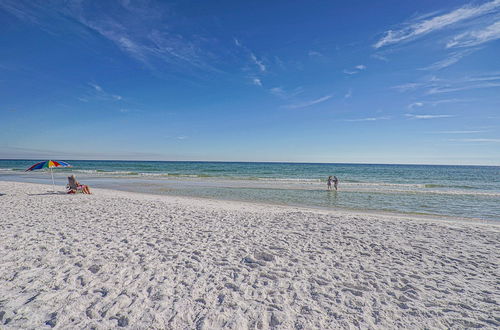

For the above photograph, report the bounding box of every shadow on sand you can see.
[28,191,67,196]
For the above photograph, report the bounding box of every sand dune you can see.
[0,181,498,329]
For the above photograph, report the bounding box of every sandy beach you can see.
[0,180,498,329]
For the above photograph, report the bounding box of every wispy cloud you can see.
[0,1,219,74]
[252,78,262,86]
[269,86,304,99]
[89,83,103,92]
[427,82,500,94]
[406,114,454,119]
[448,138,500,142]
[344,116,391,122]
[392,82,424,92]
[233,37,268,84]
[308,50,324,57]
[447,21,500,48]
[371,53,389,61]
[433,130,486,134]
[394,74,500,95]
[284,95,333,109]
[407,99,474,109]
[407,102,424,110]
[250,53,266,72]
[344,89,352,99]
[420,48,478,70]
[89,83,123,101]
[343,64,366,75]
[85,82,123,101]
[374,0,500,48]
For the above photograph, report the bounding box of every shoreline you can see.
[1,181,499,328]
[1,177,498,224]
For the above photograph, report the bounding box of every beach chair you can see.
[67,175,90,194]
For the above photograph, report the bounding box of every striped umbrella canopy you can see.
[26,160,72,191]
[26,160,72,171]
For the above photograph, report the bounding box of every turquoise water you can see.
[1,159,499,221]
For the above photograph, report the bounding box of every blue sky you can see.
[1,0,500,165]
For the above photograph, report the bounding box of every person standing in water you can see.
[333,176,339,191]
[327,176,334,190]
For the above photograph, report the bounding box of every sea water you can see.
[1,160,499,221]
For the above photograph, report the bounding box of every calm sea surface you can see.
[1,160,499,221]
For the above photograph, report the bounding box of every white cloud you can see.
[89,83,103,92]
[269,86,304,99]
[434,130,486,134]
[308,50,324,57]
[87,82,123,101]
[448,138,500,142]
[0,1,217,73]
[371,53,389,61]
[447,21,500,48]
[343,64,367,75]
[344,116,390,122]
[284,95,333,109]
[394,74,500,94]
[392,83,423,92]
[374,0,500,48]
[420,49,477,70]
[270,87,285,97]
[250,53,266,72]
[343,70,357,75]
[344,89,352,98]
[427,82,500,94]
[408,102,424,110]
[252,78,262,86]
[405,114,454,119]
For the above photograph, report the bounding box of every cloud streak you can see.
[394,74,500,95]
[250,53,266,72]
[252,78,262,86]
[284,95,333,109]
[405,114,454,119]
[374,0,500,48]
[86,82,123,101]
[448,138,500,142]
[447,21,500,48]
[0,1,219,74]
[433,130,486,134]
[420,48,478,70]
[343,64,366,75]
[344,116,390,122]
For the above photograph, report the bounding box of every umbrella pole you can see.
[50,168,55,191]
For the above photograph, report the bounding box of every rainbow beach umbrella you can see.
[26,160,72,190]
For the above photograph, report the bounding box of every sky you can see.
[1,0,500,165]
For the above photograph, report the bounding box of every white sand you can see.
[0,181,498,329]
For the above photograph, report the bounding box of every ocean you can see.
[1,159,499,221]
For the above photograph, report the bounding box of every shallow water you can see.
[1,160,499,220]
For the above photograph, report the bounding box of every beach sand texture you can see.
[0,181,499,329]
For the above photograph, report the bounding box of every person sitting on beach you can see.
[67,175,91,194]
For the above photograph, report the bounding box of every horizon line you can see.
[0,158,498,167]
